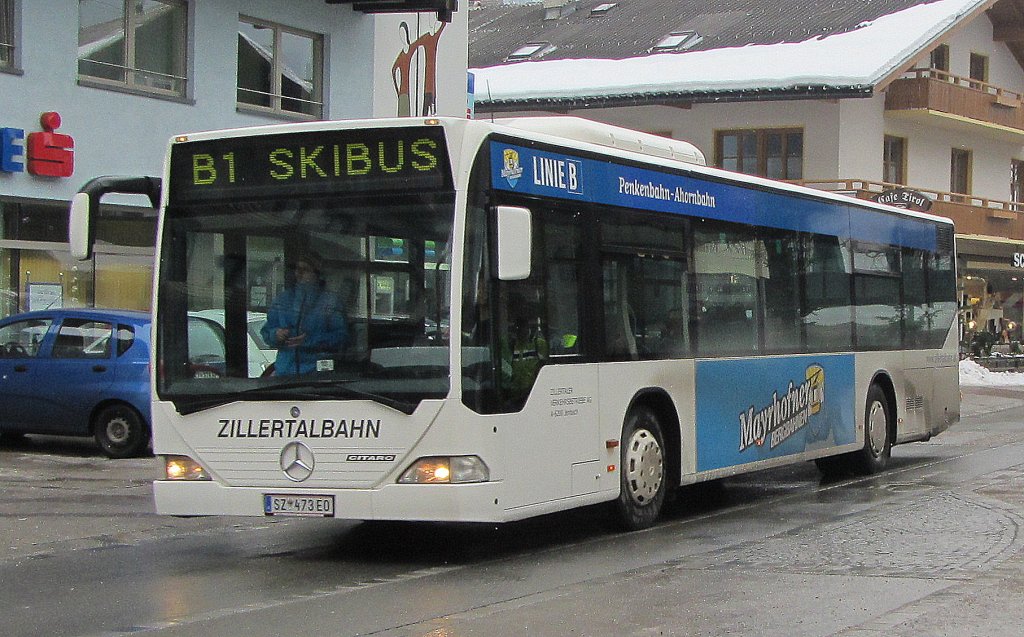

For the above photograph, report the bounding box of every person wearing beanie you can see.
[260,251,348,375]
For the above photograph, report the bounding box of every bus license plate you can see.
[263,494,335,517]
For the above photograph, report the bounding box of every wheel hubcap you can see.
[106,417,130,444]
[867,400,887,456]
[625,428,663,506]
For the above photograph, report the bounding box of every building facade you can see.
[0,0,467,319]
[469,0,1024,347]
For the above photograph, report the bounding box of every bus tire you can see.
[850,384,892,475]
[94,404,150,459]
[614,406,667,531]
[813,454,848,478]
[0,431,27,446]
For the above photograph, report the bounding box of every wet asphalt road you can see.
[3,386,1024,637]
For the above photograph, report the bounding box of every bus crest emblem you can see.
[501,148,524,187]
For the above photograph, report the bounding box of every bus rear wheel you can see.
[614,406,667,531]
[850,384,892,475]
[814,383,893,478]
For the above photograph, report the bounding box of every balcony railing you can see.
[793,178,1024,240]
[886,68,1024,133]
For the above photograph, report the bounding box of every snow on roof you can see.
[470,0,988,104]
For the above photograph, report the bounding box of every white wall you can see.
[882,14,1024,200]
[943,14,1024,92]
[372,10,469,118]
[501,99,846,182]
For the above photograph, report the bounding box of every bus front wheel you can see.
[614,406,667,531]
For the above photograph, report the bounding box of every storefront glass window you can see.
[11,248,95,313]
[0,199,154,320]
[95,252,151,311]
[0,246,15,317]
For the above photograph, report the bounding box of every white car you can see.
[187,310,275,378]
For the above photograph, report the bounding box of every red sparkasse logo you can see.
[0,111,75,178]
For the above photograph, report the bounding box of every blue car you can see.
[0,308,151,458]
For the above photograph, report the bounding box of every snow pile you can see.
[959,359,1024,387]
[472,0,985,102]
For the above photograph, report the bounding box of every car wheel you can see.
[614,406,667,531]
[850,384,892,475]
[93,404,150,459]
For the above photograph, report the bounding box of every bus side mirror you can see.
[67,176,163,261]
[69,192,95,261]
[495,205,532,281]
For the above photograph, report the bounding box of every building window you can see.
[507,42,553,61]
[969,52,989,86]
[1011,159,1024,205]
[716,129,803,179]
[651,31,701,53]
[77,0,188,97]
[237,16,324,119]
[883,136,907,185]
[931,44,949,72]
[0,0,14,70]
[951,148,971,196]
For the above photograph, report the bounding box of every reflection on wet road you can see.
[3,388,1024,637]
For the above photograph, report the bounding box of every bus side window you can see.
[692,222,759,357]
[603,258,638,360]
[498,283,547,407]
[802,233,854,352]
[543,212,581,356]
[760,228,801,353]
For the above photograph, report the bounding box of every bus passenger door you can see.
[497,204,605,507]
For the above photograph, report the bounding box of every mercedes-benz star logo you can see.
[280,441,315,482]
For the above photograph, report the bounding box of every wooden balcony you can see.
[795,178,1024,241]
[885,69,1024,136]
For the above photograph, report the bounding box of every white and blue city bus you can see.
[70,116,959,530]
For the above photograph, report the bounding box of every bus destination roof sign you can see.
[169,126,451,205]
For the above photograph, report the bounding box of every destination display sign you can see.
[169,126,451,204]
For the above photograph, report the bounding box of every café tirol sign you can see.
[871,187,932,212]
[0,112,75,178]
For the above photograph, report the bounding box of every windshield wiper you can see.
[171,379,416,415]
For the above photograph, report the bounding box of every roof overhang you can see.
[472,0,1002,112]
[325,0,456,22]
[957,234,1024,257]
[887,107,1024,142]
[475,85,874,113]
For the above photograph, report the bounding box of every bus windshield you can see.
[155,192,454,414]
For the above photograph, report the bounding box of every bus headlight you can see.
[164,455,211,481]
[398,456,489,484]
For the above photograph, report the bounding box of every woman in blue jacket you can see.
[261,251,347,375]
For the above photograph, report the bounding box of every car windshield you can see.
[156,192,454,413]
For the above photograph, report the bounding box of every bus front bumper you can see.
[153,479,505,523]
